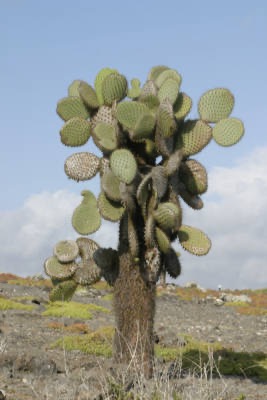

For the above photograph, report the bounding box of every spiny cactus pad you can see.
[57,97,90,121]
[157,99,176,138]
[155,227,171,254]
[76,237,100,260]
[101,169,121,201]
[78,81,100,109]
[98,191,125,222]
[178,225,211,256]
[94,68,118,105]
[64,152,100,181]
[153,202,181,231]
[158,78,180,105]
[198,88,234,123]
[102,73,128,105]
[179,159,208,195]
[44,256,77,280]
[68,80,81,97]
[164,248,181,278]
[116,101,151,131]
[49,280,78,302]
[110,149,137,184]
[155,68,182,89]
[175,119,212,157]
[60,117,91,147]
[72,190,101,235]
[173,92,192,120]
[93,122,118,152]
[148,65,169,81]
[73,259,101,285]
[212,117,245,146]
[53,240,79,263]
[127,78,141,99]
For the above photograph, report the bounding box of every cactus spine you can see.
[44,66,244,378]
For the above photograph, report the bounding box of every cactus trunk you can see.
[113,252,156,378]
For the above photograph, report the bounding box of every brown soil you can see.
[0,280,266,399]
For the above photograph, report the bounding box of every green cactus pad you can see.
[155,227,171,254]
[110,149,137,184]
[178,225,211,256]
[136,173,151,210]
[49,280,78,302]
[98,192,125,222]
[164,248,181,278]
[44,256,77,280]
[164,149,183,176]
[158,78,180,105]
[93,122,118,152]
[101,169,121,201]
[139,94,160,111]
[153,202,181,231]
[173,92,192,120]
[94,68,118,105]
[198,88,234,123]
[157,99,176,138]
[212,117,244,146]
[99,157,110,176]
[102,73,128,106]
[64,152,100,181]
[57,97,90,121]
[127,78,141,99]
[178,181,204,210]
[155,69,182,89]
[130,112,156,141]
[140,80,158,98]
[73,259,101,285]
[179,159,208,195]
[68,80,81,97]
[60,117,91,147]
[76,237,100,261]
[154,127,173,157]
[116,101,150,131]
[78,81,100,109]
[72,190,101,235]
[148,65,170,81]
[175,119,212,157]
[151,166,168,199]
[53,240,79,263]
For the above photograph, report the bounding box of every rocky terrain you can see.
[0,275,266,399]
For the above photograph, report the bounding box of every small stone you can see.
[214,298,224,306]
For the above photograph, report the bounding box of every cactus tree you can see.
[44,66,244,377]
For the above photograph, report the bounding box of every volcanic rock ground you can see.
[0,280,266,399]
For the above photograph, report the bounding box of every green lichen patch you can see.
[0,297,35,311]
[42,301,110,319]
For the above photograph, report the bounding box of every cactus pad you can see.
[179,159,208,195]
[164,248,181,278]
[93,247,119,285]
[173,92,192,120]
[68,80,81,97]
[49,280,78,302]
[127,78,141,99]
[53,240,79,263]
[98,191,125,221]
[72,190,101,235]
[175,119,212,157]
[130,112,156,141]
[93,122,118,152]
[44,256,77,280]
[94,67,118,105]
[76,237,100,260]
[102,73,128,105]
[64,152,100,181]
[153,202,181,231]
[57,97,90,121]
[116,101,151,131]
[78,81,100,109]
[101,168,121,201]
[60,117,91,147]
[151,166,168,199]
[148,65,169,81]
[212,117,244,146]
[73,259,101,285]
[155,227,171,254]
[158,78,180,105]
[155,69,182,89]
[164,149,183,176]
[178,225,211,256]
[110,149,137,184]
[198,88,234,123]
[157,99,176,138]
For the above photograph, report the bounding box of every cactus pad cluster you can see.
[45,65,244,299]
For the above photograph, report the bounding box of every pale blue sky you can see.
[1,1,267,288]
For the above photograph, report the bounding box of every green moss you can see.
[0,297,35,311]
[42,301,110,319]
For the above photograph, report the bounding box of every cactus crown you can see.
[44,66,244,297]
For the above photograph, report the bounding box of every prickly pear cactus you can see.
[45,65,244,300]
